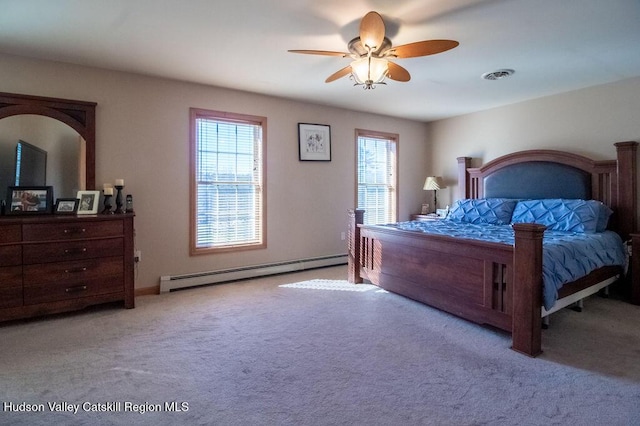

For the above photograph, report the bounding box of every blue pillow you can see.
[447,198,518,225]
[511,199,602,233]
[593,201,613,232]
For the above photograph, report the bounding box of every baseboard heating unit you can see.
[160,254,347,293]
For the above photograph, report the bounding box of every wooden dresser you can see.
[0,213,135,322]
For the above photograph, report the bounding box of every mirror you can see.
[0,92,96,208]
[0,115,82,202]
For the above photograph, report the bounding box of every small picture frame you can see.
[5,186,53,215]
[298,123,331,161]
[76,190,101,215]
[55,198,79,214]
[421,203,430,215]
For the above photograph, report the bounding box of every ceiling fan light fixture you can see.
[351,56,388,89]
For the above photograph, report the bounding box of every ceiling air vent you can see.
[481,69,515,80]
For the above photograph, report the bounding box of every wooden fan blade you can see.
[359,11,385,50]
[325,66,352,83]
[387,62,411,82]
[390,40,459,58]
[288,49,349,57]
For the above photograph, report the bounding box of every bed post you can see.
[614,142,638,304]
[631,234,640,305]
[457,157,472,199]
[614,141,637,240]
[511,223,546,357]
[347,209,365,284]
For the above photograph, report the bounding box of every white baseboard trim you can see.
[160,254,347,293]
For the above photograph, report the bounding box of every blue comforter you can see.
[389,220,626,310]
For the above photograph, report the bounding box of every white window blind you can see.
[192,111,264,252]
[357,132,397,225]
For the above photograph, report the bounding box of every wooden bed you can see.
[348,141,638,356]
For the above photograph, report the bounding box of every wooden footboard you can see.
[347,211,629,356]
[348,210,548,357]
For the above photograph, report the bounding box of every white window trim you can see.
[189,108,267,255]
[355,129,398,225]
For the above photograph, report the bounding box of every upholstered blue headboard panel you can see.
[484,161,591,199]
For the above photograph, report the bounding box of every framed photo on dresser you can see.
[5,186,53,215]
[55,198,79,214]
[76,190,101,214]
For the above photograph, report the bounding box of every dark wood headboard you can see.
[457,141,638,240]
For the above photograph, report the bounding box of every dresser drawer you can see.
[22,220,123,241]
[0,265,22,287]
[23,276,124,305]
[0,245,22,266]
[0,287,23,308]
[0,265,23,308]
[23,238,123,264]
[23,257,124,305]
[24,256,124,285]
[0,225,21,244]
[0,288,23,309]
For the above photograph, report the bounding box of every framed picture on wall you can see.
[5,186,53,215]
[298,123,331,161]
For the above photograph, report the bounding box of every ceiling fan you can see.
[288,11,459,89]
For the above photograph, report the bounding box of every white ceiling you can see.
[2,0,640,122]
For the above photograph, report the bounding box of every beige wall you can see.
[428,76,640,209]
[0,53,430,290]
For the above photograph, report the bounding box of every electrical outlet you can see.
[134,250,141,262]
[341,232,346,241]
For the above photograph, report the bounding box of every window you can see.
[190,108,266,254]
[356,129,398,225]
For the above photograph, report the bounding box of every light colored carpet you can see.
[1,265,639,425]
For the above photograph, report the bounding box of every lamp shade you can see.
[423,176,445,191]
[351,57,388,86]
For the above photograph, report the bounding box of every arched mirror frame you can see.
[0,92,96,190]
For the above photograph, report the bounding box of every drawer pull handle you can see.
[64,248,87,255]
[65,267,88,273]
[63,228,86,234]
[65,285,88,293]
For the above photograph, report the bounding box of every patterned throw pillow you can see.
[447,198,518,225]
[511,199,602,233]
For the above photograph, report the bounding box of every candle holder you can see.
[115,185,125,214]
[101,192,114,214]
